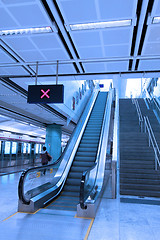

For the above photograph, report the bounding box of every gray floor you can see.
[0,171,160,240]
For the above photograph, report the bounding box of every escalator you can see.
[49,92,107,210]
[18,90,113,214]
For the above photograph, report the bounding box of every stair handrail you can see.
[144,116,160,170]
[79,89,114,209]
[153,97,160,113]
[132,98,143,132]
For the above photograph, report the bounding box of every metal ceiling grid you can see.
[0,0,76,76]
[58,0,137,73]
[138,0,160,71]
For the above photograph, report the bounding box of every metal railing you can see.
[132,98,160,171]
[144,116,160,170]
[153,98,160,113]
[132,98,143,132]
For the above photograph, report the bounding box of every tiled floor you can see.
[0,170,160,240]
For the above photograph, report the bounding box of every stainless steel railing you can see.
[153,98,160,113]
[132,98,143,132]
[144,116,160,170]
[132,98,160,170]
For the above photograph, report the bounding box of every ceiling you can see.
[0,0,160,136]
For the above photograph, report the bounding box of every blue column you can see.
[45,124,62,161]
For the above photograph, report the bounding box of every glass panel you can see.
[23,143,27,154]
[28,143,31,154]
[12,142,17,154]
[4,141,11,154]
[35,144,39,154]
[23,165,59,201]
[83,166,97,201]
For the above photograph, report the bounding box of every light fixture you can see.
[0,26,53,36]
[152,17,160,24]
[69,19,132,31]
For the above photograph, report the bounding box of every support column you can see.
[113,76,127,98]
[45,124,62,161]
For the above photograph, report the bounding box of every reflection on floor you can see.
[0,171,160,240]
[0,163,41,176]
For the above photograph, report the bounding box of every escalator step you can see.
[65,178,81,186]
[72,161,94,167]
[68,172,82,179]
[79,143,98,148]
[74,156,95,161]
[76,152,96,157]
[78,147,97,152]
[63,185,80,192]
[71,166,91,172]
[61,191,79,197]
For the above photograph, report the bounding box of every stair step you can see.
[120,178,160,185]
[120,189,160,197]
[120,164,154,169]
[120,172,160,180]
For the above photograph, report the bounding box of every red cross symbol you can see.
[41,89,50,99]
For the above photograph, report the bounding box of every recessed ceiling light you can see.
[69,20,132,31]
[0,26,53,36]
[152,17,160,24]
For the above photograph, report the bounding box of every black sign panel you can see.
[27,84,64,104]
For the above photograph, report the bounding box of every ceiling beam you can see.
[132,0,150,70]
[1,70,160,80]
[1,55,160,68]
[43,0,84,74]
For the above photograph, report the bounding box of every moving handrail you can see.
[144,116,160,170]
[132,98,143,132]
[79,89,114,210]
[18,89,99,212]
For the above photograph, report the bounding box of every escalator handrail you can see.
[18,89,99,205]
[18,157,61,204]
[80,89,114,209]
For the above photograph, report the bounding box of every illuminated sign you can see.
[27,84,64,104]
[41,89,50,99]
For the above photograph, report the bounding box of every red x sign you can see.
[41,89,50,99]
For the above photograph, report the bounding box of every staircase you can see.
[119,99,160,197]
[47,92,108,211]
